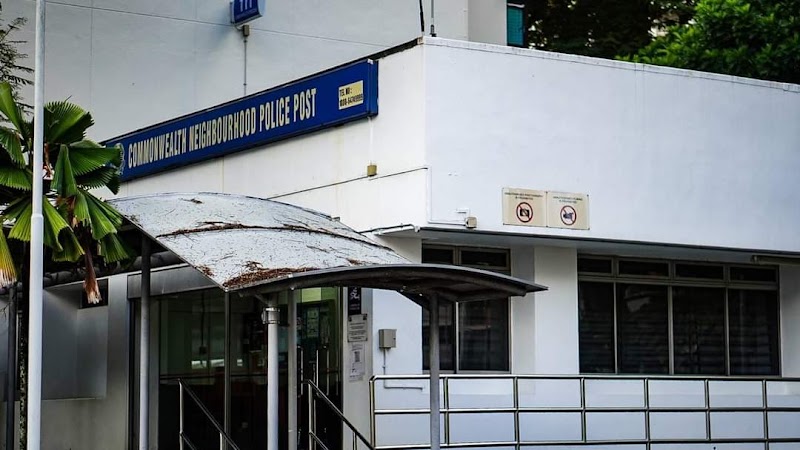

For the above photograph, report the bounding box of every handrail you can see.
[371,373,800,381]
[309,432,334,450]
[304,379,375,450]
[369,374,800,450]
[179,432,201,450]
[178,378,242,450]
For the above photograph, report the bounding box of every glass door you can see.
[157,287,343,450]
[158,289,227,450]
[297,288,342,450]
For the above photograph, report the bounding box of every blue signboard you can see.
[231,0,264,25]
[106,60,378,181]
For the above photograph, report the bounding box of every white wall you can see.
[780,266,800,377]
[419,0,507,44]
[467,0,507,45]
[37,275,130,450]
[423,39,800,253]
[117,46,430,233]
[533,247,579,374]
[3,0,423,140]
[5,1,509,144]
[510,246,536,373]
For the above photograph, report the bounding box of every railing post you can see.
[369,379,376,449]
[219,434,225,450]
[513,377,520,450]
[443,377,450,447]
[704,379,711,441]
[763,379,769,450]
[179,382,185,450]
[308,382,315,450]
[643,378,650,450]
[580,377,586,443]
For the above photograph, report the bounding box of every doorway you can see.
[156,287,343,450]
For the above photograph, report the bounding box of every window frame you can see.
[577,255,781,377]
[422,245,512,373]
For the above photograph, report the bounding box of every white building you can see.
[2,1,800,449]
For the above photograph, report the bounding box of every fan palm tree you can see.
[0,81,133,446]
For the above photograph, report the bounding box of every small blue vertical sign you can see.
[231,0,264,26]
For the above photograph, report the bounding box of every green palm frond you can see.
[4,197,31,242]
[50,227,83,262]
[68,142,122,174]
[106,172,121,195]
[0,229,17,287]
[72,190,90,226]
[76,166,119,192]
[5,197,74,253]
[0,82,25,133]
[42,199,71,253]
[0,126,24,165]
[51,145,78,197]
[83,190,123,240]
[44,100,94,145]
[99,232,134,263]
[0,166,31,191]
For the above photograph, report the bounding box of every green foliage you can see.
[0,5,32,107]
[0,81,133,300]
[625,0,800,83]
[523,0,695,59]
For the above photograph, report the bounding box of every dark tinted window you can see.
[579,282,615,373]
[422,247,455,265]
[728,290,780,375]
[730,267,777,283]
[459,300,509,371]
[422,302,455,371]
[618,260,669,277]
[461,250,508,269]
[421,246,511,371]
[672,287,726,375]
[578,258,613,274]
[675,264,724,280]
[616,284,669,374]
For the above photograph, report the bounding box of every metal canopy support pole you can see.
[288,290,298,450]
[224,292,231,450]
[27,0,45,448]
[429,294,441,450]
[265,295,280,450]
[139,237,151,450]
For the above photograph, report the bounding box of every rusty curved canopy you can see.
[110,192,546,300]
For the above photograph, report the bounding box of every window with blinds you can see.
[578,257,780,376]
[422,246,511,372]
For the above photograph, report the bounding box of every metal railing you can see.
[369,374,800,450]
[304,379,375,450]
[177,378,241,450]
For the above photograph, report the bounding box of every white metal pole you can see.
[139,237,151,450]
[266,299,280,450]
[428,295,440,450]
[27,0,46,448]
